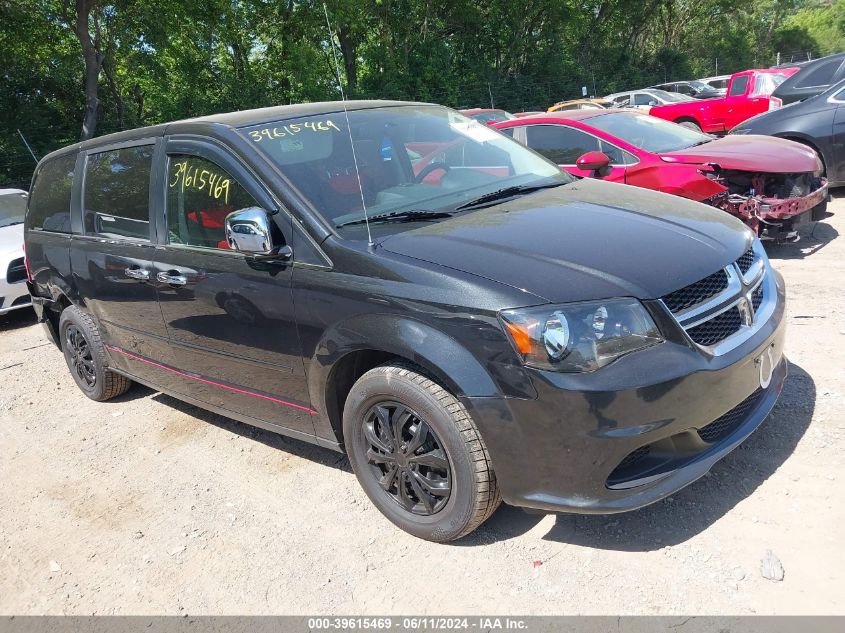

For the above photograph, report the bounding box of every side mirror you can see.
[576,151,611,177]
[225,207,291,261]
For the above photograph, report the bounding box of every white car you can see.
[0,188,31,316]
[698,74,731,96]
[604,88,694,112]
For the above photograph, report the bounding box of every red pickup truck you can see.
[648,68,799,134]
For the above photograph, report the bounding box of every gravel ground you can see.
[1,195,844,616]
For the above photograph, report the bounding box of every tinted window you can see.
[525,125,599,164]
[84,146,153,240]
[27,154,76,232]
[633,93,655,106]
[167,155,259,249]
[675,84,692,95]
[728,75,749,96]
[795,60,841,88]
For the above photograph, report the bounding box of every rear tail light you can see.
[768,97,783,111]
[22,241,33,283]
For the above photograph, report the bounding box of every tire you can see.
[343,361,501,542]
[677,120,702,132]
[59,305,132,401]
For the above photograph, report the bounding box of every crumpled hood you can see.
[660,135,820,173]
[379,179,751,304]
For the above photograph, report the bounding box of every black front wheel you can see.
[59,306,132,401]
[344,362,501,542]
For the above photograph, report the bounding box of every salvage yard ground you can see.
[1,195,844,615]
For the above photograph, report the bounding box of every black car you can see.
[772,52,845,105]
[732,79,845,186]
[650,80,722,100]
[24,101,787,542]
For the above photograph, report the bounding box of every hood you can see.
[379,179,751,304]
[659,135,819,173]
[0,223,24,257]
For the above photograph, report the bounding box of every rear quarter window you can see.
[27,153,76,233]
[84,146,153,241]
[794,59,842,88]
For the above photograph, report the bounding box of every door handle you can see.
[124,267,150,281]
[156,271,188,286]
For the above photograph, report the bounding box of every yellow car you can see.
[547,98,614,113]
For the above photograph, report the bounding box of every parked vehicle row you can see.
[647,68,798,133]
[24,101,788,542]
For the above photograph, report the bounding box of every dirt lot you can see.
[1,196,844,616]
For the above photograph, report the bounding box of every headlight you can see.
[499,299,663,372]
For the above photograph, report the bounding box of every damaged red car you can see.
[494,110,829,239]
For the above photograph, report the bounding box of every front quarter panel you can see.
[293,239,541,440]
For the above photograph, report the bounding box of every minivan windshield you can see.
[0,191,27,228]
[588,111,712,154]
[241,105,568,237]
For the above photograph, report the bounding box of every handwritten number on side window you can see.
[169,161,231,204]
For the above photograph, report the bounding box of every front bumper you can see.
[712,178,828,236]
[463,271,787,514]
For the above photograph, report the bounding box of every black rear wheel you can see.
[59,306,132,401]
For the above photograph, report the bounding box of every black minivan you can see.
[25,101,786,541]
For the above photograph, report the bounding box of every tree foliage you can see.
[2,0,843,187]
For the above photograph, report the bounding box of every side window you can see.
[27,153,76,233]
[498,127,516,137]
[166,155,259,249]
[728,75,749,96]
[598,140,636,166]
[84,146,153,240]
[675,84,692,95]
[525,125,599,164]
[633,93,653,106]
[795,60,841,88]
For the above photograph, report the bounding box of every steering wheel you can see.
[414,161,451,183]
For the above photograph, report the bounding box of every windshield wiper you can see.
[454,181,569,212]
[336,209,453,228]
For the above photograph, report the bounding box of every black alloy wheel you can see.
[362,401,451,515]
[59,305,132,401]
[343,362,501,542]
[65,324,96,388]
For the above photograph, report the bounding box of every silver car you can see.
[0,189,31,316]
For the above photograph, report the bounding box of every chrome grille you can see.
[687,306,743,346]
[662,269,728,313]
[751,283,763,311]
[736,248,755,275]
[660,241,774,354]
